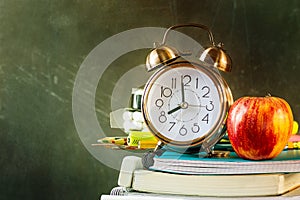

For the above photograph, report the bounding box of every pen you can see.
[97,137,127,145]
[138,140,158,149]
[127,131,158,147]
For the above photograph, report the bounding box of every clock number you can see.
[202,86,210,98]
[202,113,209,124]
[155,99,164,109]
[171,78,176,89]
[168,122,176,131]
[179,125,188,136]
[206,101,214,111]
[182,75,191,86]
[192,123,200,133]
[196,77,199,89]
[161,86,172,98]
[159,111,167,123]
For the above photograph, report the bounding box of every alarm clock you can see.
[141,23,233,155]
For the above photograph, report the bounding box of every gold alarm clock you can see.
[142,23,233,155]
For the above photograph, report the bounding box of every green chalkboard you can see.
[0,0,299,199]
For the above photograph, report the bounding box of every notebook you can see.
[148,150,300,175]
[116,156,300,197]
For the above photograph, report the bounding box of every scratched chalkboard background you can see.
[0,0,299,199]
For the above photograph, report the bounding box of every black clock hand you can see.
[167,105,182,115]
[181,76,185,103]
[168,77,186,115]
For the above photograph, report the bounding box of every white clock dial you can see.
[143,63,223,145]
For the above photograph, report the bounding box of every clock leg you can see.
[142,141,165,169]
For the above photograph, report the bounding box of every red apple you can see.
[226,96,294,160]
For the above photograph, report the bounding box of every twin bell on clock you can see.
[141,23,234,156]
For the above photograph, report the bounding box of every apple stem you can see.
[266,93,272,97]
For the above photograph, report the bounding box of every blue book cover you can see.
[149,150,300,175]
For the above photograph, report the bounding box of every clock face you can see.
[143,62,224,146]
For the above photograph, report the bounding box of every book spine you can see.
[118,156,143,187]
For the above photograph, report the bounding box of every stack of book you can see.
[100,149,300,199]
